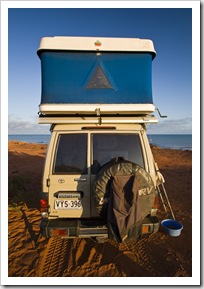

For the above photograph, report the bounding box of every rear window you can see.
[54,134,88,174]
[91,133,144,174]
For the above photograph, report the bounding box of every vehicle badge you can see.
[58,178,65,184]
[94,40,102,47]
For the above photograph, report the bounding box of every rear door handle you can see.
[74,178,87,182]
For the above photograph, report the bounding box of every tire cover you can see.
[93,159,156,219]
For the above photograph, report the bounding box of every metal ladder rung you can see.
[157,183,175,220]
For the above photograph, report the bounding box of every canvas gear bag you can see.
[107,174,142,242]
[93,159,156,242]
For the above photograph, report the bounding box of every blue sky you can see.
[4,2,200,134]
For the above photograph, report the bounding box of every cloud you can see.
[8,115,50,134]
[146,117,192,134]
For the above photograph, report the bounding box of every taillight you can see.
[40,199,48,212]
[151,195,158,216]
[152,195,158,209]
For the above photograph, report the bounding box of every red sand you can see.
[8,141,192,277]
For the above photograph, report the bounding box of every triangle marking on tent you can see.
[85,65,113,89]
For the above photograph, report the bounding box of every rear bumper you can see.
[40,218,108,239]
[40,215,159,239]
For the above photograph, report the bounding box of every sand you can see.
[8,141,192,279]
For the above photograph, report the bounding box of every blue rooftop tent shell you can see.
[37,36,156,116]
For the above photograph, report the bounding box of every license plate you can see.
[54,199,82,210]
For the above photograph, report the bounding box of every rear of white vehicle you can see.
[37,36,163,241]
[40,122,160,240]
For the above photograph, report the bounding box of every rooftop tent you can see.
[37,36,156,115]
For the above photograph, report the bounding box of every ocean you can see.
[8,134,192,150]
[147,134,192,150]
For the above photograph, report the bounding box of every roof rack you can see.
[38,114,158,125]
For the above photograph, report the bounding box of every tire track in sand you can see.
[37,237,70,276]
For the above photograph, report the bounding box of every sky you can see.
[3,2,200,134]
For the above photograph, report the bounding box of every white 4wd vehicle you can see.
[40,121,161,242]
[38,36,165,242]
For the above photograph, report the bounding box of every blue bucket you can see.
[161,219,183,237]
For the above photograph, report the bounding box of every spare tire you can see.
[93,158,156,221]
